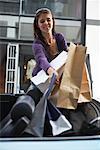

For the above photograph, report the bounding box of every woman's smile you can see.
[38,13,53,33]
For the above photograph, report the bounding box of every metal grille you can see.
[5,43,19,94]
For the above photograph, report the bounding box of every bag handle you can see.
[44,73,56,98]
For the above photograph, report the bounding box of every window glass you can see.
[0,0,19,14]
[20,23,33,40]
[19,20,81,43]
[23,0,82,19]
[0,16,19,39]
[19,44,33,91]
[0,21,7,37]
[56,25,81,43]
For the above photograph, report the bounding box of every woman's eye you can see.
[40,18,51,23]
[40,20,45,23]
[47,19,51,22]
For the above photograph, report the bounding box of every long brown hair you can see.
[33,8,55,42]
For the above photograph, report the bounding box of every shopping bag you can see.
[25,74,72,137]
[25,74,57,137]
[78,63,92,103]
[31,51,68,93]
[50,42,87,109]
[47,101,72,136]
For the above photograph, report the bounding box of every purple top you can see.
[32,33,67,76]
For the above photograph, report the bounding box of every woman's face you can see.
[37,12,53,34]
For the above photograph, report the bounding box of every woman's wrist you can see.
[47,67,58,77]
[47,67,55,75]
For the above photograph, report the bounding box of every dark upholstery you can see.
[0,95,35,137]
[10,95,35,122]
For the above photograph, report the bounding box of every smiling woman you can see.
[32,8,68,77]
[21,8,69,136]
[26,8,68,105]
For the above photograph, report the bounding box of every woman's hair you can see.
[33,8,55,42]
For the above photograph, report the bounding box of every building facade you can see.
[0,0,86,94]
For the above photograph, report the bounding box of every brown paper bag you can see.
[78,63,92,103]
[50,42,87,109]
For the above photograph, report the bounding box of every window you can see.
[0,0,19,14]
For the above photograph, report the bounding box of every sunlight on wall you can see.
[86,0,100,20]
[86,0,100,101]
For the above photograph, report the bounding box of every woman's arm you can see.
[32,43,59,82]
[56,33,68,52]
[32,43,51,72]
[47,66,59,84]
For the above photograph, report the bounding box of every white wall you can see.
[86,0,100,101]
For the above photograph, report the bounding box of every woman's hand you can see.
[47,67,59,84]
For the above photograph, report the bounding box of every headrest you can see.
[10,95,35,122]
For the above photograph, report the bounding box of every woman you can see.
[25,8,69,137]
[27,8,68,105]
[5,8,68,137]
[32,8,68,77]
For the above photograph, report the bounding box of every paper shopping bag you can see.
[50,42,87,109]
[78,63,92,103]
